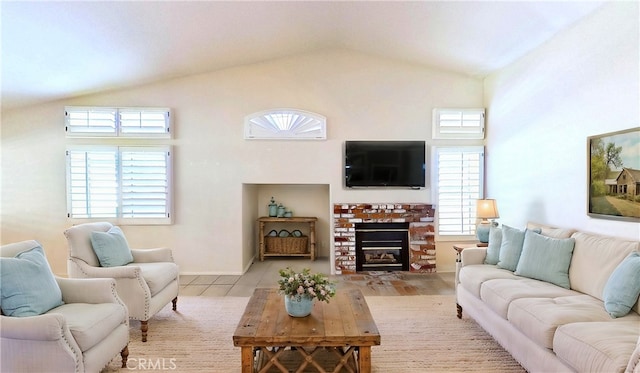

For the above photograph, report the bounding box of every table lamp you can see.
[476,199,499,243]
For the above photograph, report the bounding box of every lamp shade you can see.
[476,199,499,220]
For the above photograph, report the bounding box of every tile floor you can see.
[179,257,456,297]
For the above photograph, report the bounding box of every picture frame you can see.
[587,127,640,222]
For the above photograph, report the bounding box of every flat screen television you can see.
[344,141,426,188]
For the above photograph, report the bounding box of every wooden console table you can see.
[233,288,380,373]
[258,217,317,261]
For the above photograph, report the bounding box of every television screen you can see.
[345,141,426,188]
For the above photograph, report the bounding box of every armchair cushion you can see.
[0,246,63,317]
[134,262,180,296]
[90,226,134,267]
[50,302,127,352]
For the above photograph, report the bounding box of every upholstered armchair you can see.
[64,222,179,342]
[1,240,129,372]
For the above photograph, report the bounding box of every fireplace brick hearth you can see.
[333,203,435,274]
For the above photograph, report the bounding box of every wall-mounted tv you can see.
[345,141,426,188]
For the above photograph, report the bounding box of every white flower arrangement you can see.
[277,267,336,303]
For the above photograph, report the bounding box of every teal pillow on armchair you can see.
[90,226,134,267]
[0,245,63,317]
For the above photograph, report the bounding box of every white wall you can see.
[1,49,483,275]
[484,2,640,240]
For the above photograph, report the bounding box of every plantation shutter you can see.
[67,149,119,218]
[432,108,485,139]
[121,148,170,218]
[65,107,118,136]
[119,109,171,136]
[66,147,172,224]
[436,147,484,236]
[65,107,171,138]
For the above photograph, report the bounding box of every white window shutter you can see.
[120,148,171,218]
[119,108,171,137]
[66,146,172,224]
[436,146,484,236]
[244,108,326,140]
[66,148,119,218]
[432,108,485,139]
[65,106,171,138]
[65,107,118,137]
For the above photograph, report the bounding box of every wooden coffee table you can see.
[233,288,380,373]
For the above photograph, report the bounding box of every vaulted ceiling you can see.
[1,1,604,110]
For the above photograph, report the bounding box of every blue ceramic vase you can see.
[284,295,314,317]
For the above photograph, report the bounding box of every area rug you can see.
[103,295,525,372]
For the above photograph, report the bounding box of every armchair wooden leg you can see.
[141,320,148,342]
[456,303,463,319]
[172,296,178,311]
[121,345,129,368]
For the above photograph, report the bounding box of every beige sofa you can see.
[456,223,640,372]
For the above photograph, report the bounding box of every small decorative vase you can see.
[268,197,277,217]
[284,295,314,317]
[277,204,286,218]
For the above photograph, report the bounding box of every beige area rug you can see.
[103,295,525,372]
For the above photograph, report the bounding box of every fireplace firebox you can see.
[355,222,409,272]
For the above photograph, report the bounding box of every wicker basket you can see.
[265,236,309,254]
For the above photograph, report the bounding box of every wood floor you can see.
[179,257,455,297]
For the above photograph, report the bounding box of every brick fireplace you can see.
[333,203,435,274]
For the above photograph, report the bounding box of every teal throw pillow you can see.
[514,230,575,288]
[0,245,64,317]
[603,252,640,318]
[496,225,526,271]
[90,226,134,267]
[484,226,502,265]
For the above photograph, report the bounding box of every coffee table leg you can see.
[358,346,372,373]
[241,346,253,373]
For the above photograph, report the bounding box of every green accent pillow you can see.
[515,230,575,288]
[0,245,64,317]
[603,252,640,318]
[90,226,134,267]
[496,225,526,271]
[484,226,502,265]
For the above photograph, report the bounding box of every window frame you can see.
[66,145,173,225]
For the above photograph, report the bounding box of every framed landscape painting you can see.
[588,127,640,221]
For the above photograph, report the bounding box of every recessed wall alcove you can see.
[242,183,332,270]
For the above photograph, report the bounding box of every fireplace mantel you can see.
[333,203,435,274]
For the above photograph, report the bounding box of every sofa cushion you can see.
[132,262,179,296]
[480,278,578,319]
[484,226,502,265]
[90,226,134,267]
[0,246,63,317]
[514,230,575,288]
[507,295,615,349]
[497,225,526,271]
[458,265,520,298]
[47,302,127,352]
[526,222,576,239]
[554,321,640,373]
[603,252,640,318]
[569,232,639,303]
